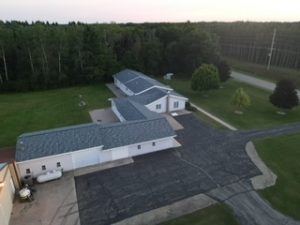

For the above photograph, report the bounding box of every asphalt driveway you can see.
[75,114,261,225]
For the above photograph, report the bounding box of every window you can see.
[26,168,31,174]
[174,101,179,108]
[137,145,141,149]
[152,142,156,147]
[56,162,61,168]
[42,165,46,171]
[156,104,161,110]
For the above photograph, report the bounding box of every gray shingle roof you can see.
[113,98,160,121]
[129,88,167,105]
[125,77,153,94]
[114,69,139,83]
[16,118,175,162]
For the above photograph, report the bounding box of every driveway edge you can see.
[112,194,217,225]
[246,141,277,190]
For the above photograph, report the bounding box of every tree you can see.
[191,64,220,91]
[216,59,231,82]
[269,79,299,110]
[231,88,251,112]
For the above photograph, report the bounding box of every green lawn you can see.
[255,134,300,220]
[0,84,113,147]
[160,204,239,225]
[227,58,300,87]
[164,79,300,129]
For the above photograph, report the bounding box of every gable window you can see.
[137,145,141,149]
[42,165,46,171]
[26,168,31,174]
[174,101,179,108]
[156,104,161,110]
[152,142,156,146]
[56,162,61,168]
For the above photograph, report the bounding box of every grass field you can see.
[160,204,239,225]
[255,134,300,220]
[227,58,300,87]
[164,79,300,129]
[0,84,113,147]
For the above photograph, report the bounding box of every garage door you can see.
[72,149,100,169]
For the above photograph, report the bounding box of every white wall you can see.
[114,78,134,96]
[146,96,167,113]
[17,146,103,178]
[0,167,14,225]
[112,103,126,122]
[17,154,73,178]
[168,96,186,112]
[128,137,174,157]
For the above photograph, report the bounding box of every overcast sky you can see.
[0,0,299,23]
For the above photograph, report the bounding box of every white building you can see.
[0,163,15,225]
[15,69,188,179]
[113,69,188,113]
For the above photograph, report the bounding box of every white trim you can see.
[169,94,188,101]
[145,95,167,107]
[16,145,104,164]
[136,85,172,95]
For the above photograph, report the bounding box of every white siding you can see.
[0,167,14,225]
[115,79,133,96]
[146,96,167,113]
[128,138,174,157]
[112,103,126,122]
[17,154,73,178]
[71,147,102,169]
[168,96,186,112]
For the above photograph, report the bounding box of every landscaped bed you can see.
[0,84,113,147]
[164,78,300,130]
[255,134,300,221]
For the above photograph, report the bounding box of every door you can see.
[72,149,100,169]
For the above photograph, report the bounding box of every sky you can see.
[0,0,299,24]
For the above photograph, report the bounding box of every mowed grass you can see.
[227,58,300,87]
[255,134,300,220]
[0,84,113,147]
[160,204,239,225]
[164,78,300,129]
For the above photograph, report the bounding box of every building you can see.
[15,69,187,179]
[0,163,15,225]
[113,69,188,113]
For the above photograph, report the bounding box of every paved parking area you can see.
[89,108,119,123]
[75,114,260,225]
[10,172,80,225]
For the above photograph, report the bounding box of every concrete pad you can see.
[10,172,80,225]
[113,194,217,225]
[74,158,134,177]
[163,114,184,130]
[106,83,127,97]
[89,108,119,123]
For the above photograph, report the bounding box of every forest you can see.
[0,21,299,92]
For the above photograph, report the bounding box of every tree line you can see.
[0,21,221,92]
[200,22,300,69]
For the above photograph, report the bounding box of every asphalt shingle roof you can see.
[125,77,153,94]
[113,98,160,121]
[114,69,139,83]
[129,88,167,105]
[16,118,175,162]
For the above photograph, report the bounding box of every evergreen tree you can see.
[216,59,231,82]
[191,64,220,91]
[231,88,251,112]
[269,79,299,110]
